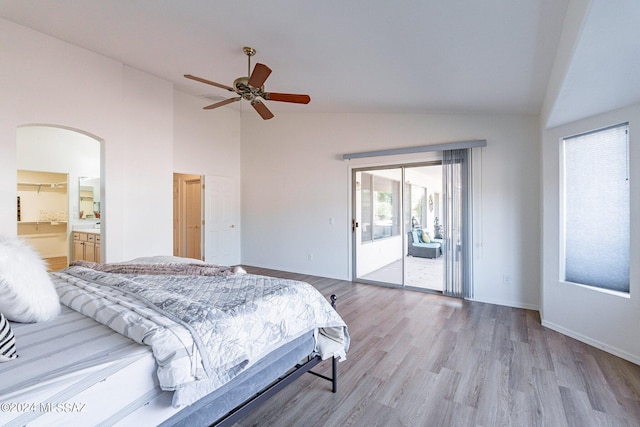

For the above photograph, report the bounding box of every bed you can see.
[0,253,349,427]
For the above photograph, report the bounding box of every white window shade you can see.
[562,123,630,293]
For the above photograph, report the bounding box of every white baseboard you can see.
[541,319,640,366]
[469,296,539,311]
[470,298,640,365]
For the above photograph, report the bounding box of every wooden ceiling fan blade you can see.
[203,97,241,109]
[184,74,234,92]
[264,92,311,104]
[248,63,272,88]
[251,100,274,120]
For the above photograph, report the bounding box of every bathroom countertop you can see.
[73,228,101,234]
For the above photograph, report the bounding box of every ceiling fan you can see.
[184,47,310,120]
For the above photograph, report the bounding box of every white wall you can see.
[540,0,590,128]
[173,91,241,179]
[0,19,183,261]
[541,103,640,364]
[241,112,541,309]
[119,66,174,259]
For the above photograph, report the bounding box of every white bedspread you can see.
[51,266,349,407]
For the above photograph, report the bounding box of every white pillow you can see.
[0,236,60,323]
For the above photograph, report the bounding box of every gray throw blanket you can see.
[70,260,244,276]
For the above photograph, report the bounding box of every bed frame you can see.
[213,354,337,426]
[196,294,339,427]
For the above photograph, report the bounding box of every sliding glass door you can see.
[404,163,445,291]
[352,152,473,296]
[352,163,445,291]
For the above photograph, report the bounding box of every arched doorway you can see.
[16,125,102,269]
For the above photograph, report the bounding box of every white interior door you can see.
[203,175,240,266]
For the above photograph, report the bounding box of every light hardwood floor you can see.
[237,266,640,427]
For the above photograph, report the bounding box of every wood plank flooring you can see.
[236,266,640,427]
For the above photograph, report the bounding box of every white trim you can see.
[469,296,539,311]
[542,319,640,366]
[343,139,487,160]
[563,280,631,299]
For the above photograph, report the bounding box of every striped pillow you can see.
[0,312,18,362]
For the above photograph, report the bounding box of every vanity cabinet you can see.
[73,231,101,263]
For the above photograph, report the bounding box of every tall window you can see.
[562,123,630,293]
[410,184,427,229]
[360,172,400,242]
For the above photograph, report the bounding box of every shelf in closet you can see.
[18,221,68,225]
[17,181,68,193]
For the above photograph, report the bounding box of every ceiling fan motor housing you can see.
[233,76,264,101]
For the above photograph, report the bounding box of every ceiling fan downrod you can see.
[243,46,256,78]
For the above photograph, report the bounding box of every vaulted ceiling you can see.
[1,1,638,127]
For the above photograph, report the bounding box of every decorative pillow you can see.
[421,230,431,243]
[0,312,18,361]
[0,236,60,323]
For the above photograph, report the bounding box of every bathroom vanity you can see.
[72,229,101,263]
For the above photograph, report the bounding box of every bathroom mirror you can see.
[78,177,100,219]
